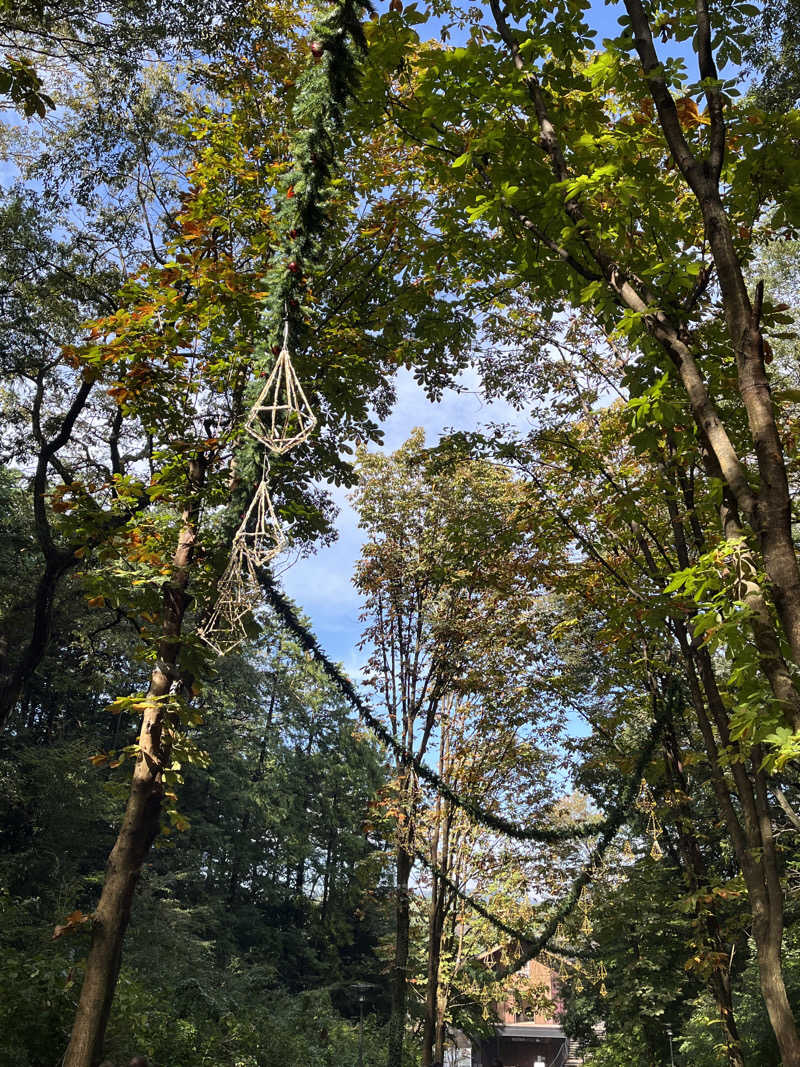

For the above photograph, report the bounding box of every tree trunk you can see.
[434,988,447,1066]
[388,842,412,1067]
[63,460,203,1067]
[61,713,168,1066]
[421,819,448,1066]
[660,712,744,1067]
[0,550,76,730]
[754,921,800,1066]
[676,634,800,1065]
[421,864,445,1067]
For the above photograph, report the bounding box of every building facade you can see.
[466,956,582,1067]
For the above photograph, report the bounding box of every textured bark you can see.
[388,842,412,1067]
[421,787,451,1067]
[755,928,800,1067]
[660,714,744,1067]
[63,459,203,1067]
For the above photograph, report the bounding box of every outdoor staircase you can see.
[565,1038,583,1066]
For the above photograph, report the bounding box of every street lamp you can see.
[666,1025,675,1067]
[351,982,376,1067]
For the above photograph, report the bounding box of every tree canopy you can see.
[2,1,800,1065]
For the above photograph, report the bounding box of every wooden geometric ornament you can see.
[245,345,316,454]
[232,476,287,567]
[198,560,261,656]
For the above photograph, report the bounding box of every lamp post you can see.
[358,990,364,1067]
[351,982,376,1067]
[666,1025,675,1067]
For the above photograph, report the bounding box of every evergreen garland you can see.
[413,847,596,965]
[224,0,374,536]
[413,691,668,980]
[262,577,676,847]
[255,0,374,367]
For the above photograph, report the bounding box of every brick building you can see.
[459,954,584,1067]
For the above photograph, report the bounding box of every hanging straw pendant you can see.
[233,469,287,567]
[198,559,261,656]
[636,778,656,814]
[245,324,316,453]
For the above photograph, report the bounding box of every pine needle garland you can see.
[261,575,677,852]
[255,0,375,365]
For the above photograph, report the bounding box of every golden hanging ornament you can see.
[622,838,635,862]
[203,315,317,656]
[646,810,664,860]
[231,463,286,568]
[245,324,317,453]
[636,778,656,814]
[580,890,593,936]
[198,557,261,656]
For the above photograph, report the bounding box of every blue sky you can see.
[280,368,530,670]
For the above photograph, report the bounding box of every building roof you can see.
[495,1022,567,1040]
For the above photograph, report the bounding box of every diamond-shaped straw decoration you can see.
[636,778,656,814]
[233,477,287,568]
[245,346,316,454]
[198,560,262,656]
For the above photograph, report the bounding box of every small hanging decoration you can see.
[622,839,635,862]
[646,810,663,860]
[245,323,317,453]
[580,892,593,937]
[198,560,261,656]
[233,461,287,568]
[574,976,583,993]
[635,778,663,861]
[635,778,656,814]
[202,315,316,655]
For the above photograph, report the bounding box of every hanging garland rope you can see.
[413,847,595,965]
[255,0,374,366]
[205,0,374,648]
[262,578,677,847]
[412,689,669,982]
